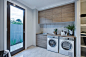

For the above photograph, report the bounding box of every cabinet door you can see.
[62,12,75,22]
[39,16,46,24]
[52,7,62,15]
[52,7,62,22]
[38,11,46,24]
[39,11,45,17]
[53,16,62,22]
[36,35,47,49]
[62,3,75,22]
[45,9,53,23]
[62,17,73,22]
[45,15,53,23]
[52,13,62,22]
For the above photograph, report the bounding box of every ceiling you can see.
[17,0,75,11]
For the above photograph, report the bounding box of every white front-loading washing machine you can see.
[59,37,75,57]
[47,35,58,53]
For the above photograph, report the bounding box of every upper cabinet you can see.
[62,3,75,22]
[38,11,46,24]
[38,3,75,24]
[52,7,62,22]
[45,9,53,23]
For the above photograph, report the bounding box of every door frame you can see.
[4,0,27,54]
[7,1,26,55]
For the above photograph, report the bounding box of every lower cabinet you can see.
[36,35,47,49]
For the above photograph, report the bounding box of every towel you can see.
[5,50,11,57]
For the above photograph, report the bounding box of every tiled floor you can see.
[13,46,69,57]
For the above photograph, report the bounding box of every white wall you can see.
[26,7,33,47]
[75,0,81,57]
[0,0,4,51]
[32,9,41,46]
[36,10,41,33]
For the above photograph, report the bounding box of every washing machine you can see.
[47,35,58,53]
[59,37,75,57]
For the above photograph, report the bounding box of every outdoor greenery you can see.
[11,19,23,25]
[10,39,16,46]
[10,19,23,46]
[16,19,22,22]
[20,38,23,43]
[10,38,23,46]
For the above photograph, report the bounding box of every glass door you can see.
[7,1,25,55]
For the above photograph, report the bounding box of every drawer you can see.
[37,38,47,41]
[37,39,47,43]
[36,41,47,48]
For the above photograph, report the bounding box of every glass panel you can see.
[10,5,24,52]
[61,41,72,50]
[49,40,56,47]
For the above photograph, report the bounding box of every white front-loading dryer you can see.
[59,37,75,57]
[47,35,58,53]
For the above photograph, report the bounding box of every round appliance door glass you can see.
[49,39,56,47]
[61,41,72,50]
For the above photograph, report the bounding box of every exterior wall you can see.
[10,24,23,45]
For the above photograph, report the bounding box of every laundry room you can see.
[1,0,84,57]
[36,3,76,57]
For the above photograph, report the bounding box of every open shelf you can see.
[81,36,86,37]
[81,33,86,34]
[81,0,86,57]
[81,45,86,48]
[81,24,86,26]
[81,0,86,2]
[81,17,86,19]
[81,56,85,57]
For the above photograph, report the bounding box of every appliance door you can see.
[49,39,56,47]
[59,39,74,57]
[61,41,72,50]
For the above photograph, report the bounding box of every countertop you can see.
[36,33,76,38]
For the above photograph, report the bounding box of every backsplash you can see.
[40,22,74,34]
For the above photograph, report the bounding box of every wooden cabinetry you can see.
[38,3,75,24]
[36,34,47,49]
[62,3,75,22]
[52,7,62,22]
[45,9,53,23]
[38,11,46,24]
